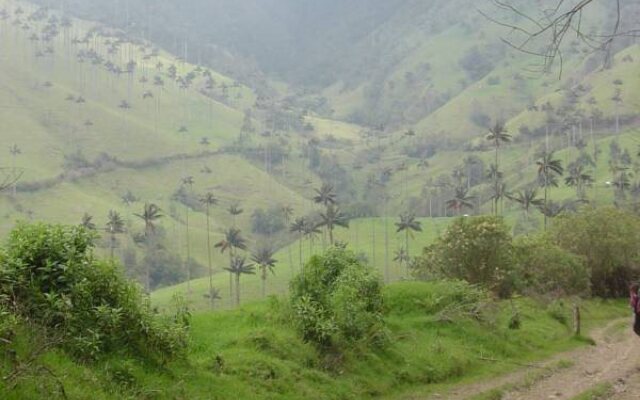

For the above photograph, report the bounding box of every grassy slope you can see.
[1,282,628,399]
[154,125,639,311]
[152,217,452,311]
[2,0,638,314]
[0,0,321,275]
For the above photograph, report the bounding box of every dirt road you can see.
[425,318,640,400]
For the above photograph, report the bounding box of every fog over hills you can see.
[1,1,640,399]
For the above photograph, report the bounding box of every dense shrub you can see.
[551,207,640,297]
[0,223,188,361]
[251,207,286,235]
[289,248,385,350]
[413,216,514,297]
[512,235,590,297]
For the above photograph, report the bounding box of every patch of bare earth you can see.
[424,318,640,400]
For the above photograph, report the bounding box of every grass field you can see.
[1,281,629,400]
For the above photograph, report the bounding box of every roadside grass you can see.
[1,281,629,399]
[569,382,615,400]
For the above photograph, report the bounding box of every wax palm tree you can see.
[200,192,218,307]
[393,247,409,269]
[281,205,294,270]
[227,202,243,227]
[225,256,255,306]
[80,213,96,230]
[485,164,504,214]
[302,219,322,256]
[489,181,508,215]
[251,247,277,298]
[446,187,475,215]
[565,164,594,199]
[536,151,564,230]
[507,188,544,221]
[611,168,631,202]
[203,287,222,309]
[9,144,21,196]
[290,217,306,270]
[215,227,248,303]
[134,203,163,291]
[313,183,337,206]
[485,164,503,182]
[395,213,422,273]
[451,167,466,188]
[485,121,511,215]
[181,176,195,295]
[318,204,349,245]
[106,210,126,260]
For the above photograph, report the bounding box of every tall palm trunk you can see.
[543,180,548,231]
[494,143,499,216]
[495,144,499,175]
[261,267,267,298]
[371,219,376,267]
[384,215,389,283]
[228,251,234,306]
[205,204,214,308]
[110,233,116,260]
[145,231,152,293]
[235,273,241,307]
[299,235,303,270]
[185,206,191,298]
[328,226,334,246]
[405,229,410,276]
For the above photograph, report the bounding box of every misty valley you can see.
[0,0,640,399]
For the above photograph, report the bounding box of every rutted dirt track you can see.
[425,318,640,400]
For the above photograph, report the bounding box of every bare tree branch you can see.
[481,0,638,76]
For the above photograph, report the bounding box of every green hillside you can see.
[1,0,638,304]
[2,276,629,399]
[0,0,316,291]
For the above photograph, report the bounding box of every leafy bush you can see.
[513,235,590,297]
[413,216,514,297]
[0,302,17,347]
[289,248,385,350]
[551,207,640,297]
[0,223,188,361]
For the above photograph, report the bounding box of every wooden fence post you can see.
[573,305,581,336]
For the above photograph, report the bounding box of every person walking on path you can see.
[629,283,640,336]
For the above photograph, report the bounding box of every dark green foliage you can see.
[251,207,286,236]
[551,207,640,298]
[513,235,591,297]
[414,216,514,297]
[289,248,385,350]
[459,47,494,81]
[171,185,203,212]
[145,251,200,290]
[0,223,188,361]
